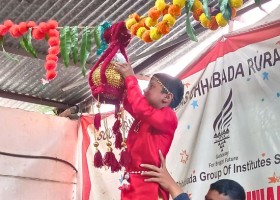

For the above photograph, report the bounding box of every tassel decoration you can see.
[103,116,121,173]
[103,141,121,172]
[119,106,131,168]
[93,142,103,168]
[94,113,101,130]
[113,112,122,149]
[119,146,131,168]
[112,118,121,132]
[114,130,122,149]
[94,101,101,130]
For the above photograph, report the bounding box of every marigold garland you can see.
[192,0,243,30]
[126,0,244,43]
[125,0,185,43]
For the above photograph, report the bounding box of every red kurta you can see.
[121,76,178,200]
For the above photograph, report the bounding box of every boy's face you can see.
[205,190,231,200]
[143,78,167,109]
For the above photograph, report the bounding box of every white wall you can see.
[0,107,79,200]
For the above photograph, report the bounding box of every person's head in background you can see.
[144,73,184,109]
[205,179,246,200]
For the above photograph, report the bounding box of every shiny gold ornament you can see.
[90,62,125,104]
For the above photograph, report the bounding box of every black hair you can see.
[152,73,184,109]
[209,179,245,200]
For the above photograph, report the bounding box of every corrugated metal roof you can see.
[0,0,255,113]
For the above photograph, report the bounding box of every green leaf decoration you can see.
[0,36,3,47]
[60,26,72,67]
[220,0,231,21]
[254,0,261,5]
[70,26,79,64]
[45,34,49,41]
[203,0,211,19]
[185,0,198,42]
[187,0,195,13]
[80,26,93,76]
[93,26,101,49]
[1,36,19,62]
[19,29,37,58]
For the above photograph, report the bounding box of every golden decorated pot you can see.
[89,62,124,105]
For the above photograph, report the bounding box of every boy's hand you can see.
[113,62,135,78]
[140,150,183,199]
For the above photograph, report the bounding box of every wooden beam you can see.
[0,90,74,109]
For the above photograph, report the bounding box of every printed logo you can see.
[213,89,233,152]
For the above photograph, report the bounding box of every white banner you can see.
[169,20,280,199]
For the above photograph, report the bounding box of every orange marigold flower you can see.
[193,8,204,21]
[38,22,49,33]
[162,4,170,15]
[168,4,181,17]
[47,20,58,29]
[46,54,58,62]
[207,16,219,30]
[3,20,14,28]
[129,13,141,22]
[9,25,22,38]
[27,21,37,28]
[45,60,57,71]
[48,36,60,46]
[32,28,45,40]
[48,46,60,55]
[0,25,9,35]
[231,8,237,18]
[130,23,142,35]
[48,29,59,37]
[157,21,170,35]
[148,7,162,20]
[18,22,28,35]
[142,30,152,43]
[46,70,57,81]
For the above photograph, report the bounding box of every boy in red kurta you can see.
[114,62,184,200]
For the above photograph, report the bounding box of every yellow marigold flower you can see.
[191,0,203,12]
[136,27,147,38]
[145,17,158,27]
[162,14,176,27]
[215,13,228,27]
[173,0,185,8]
[125,18,137,29]
[155,0,166,11]
[229,0,243,9]
[199,13,210,28]
[150,27,162,40]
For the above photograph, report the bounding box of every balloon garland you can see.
[0,19,59,81]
